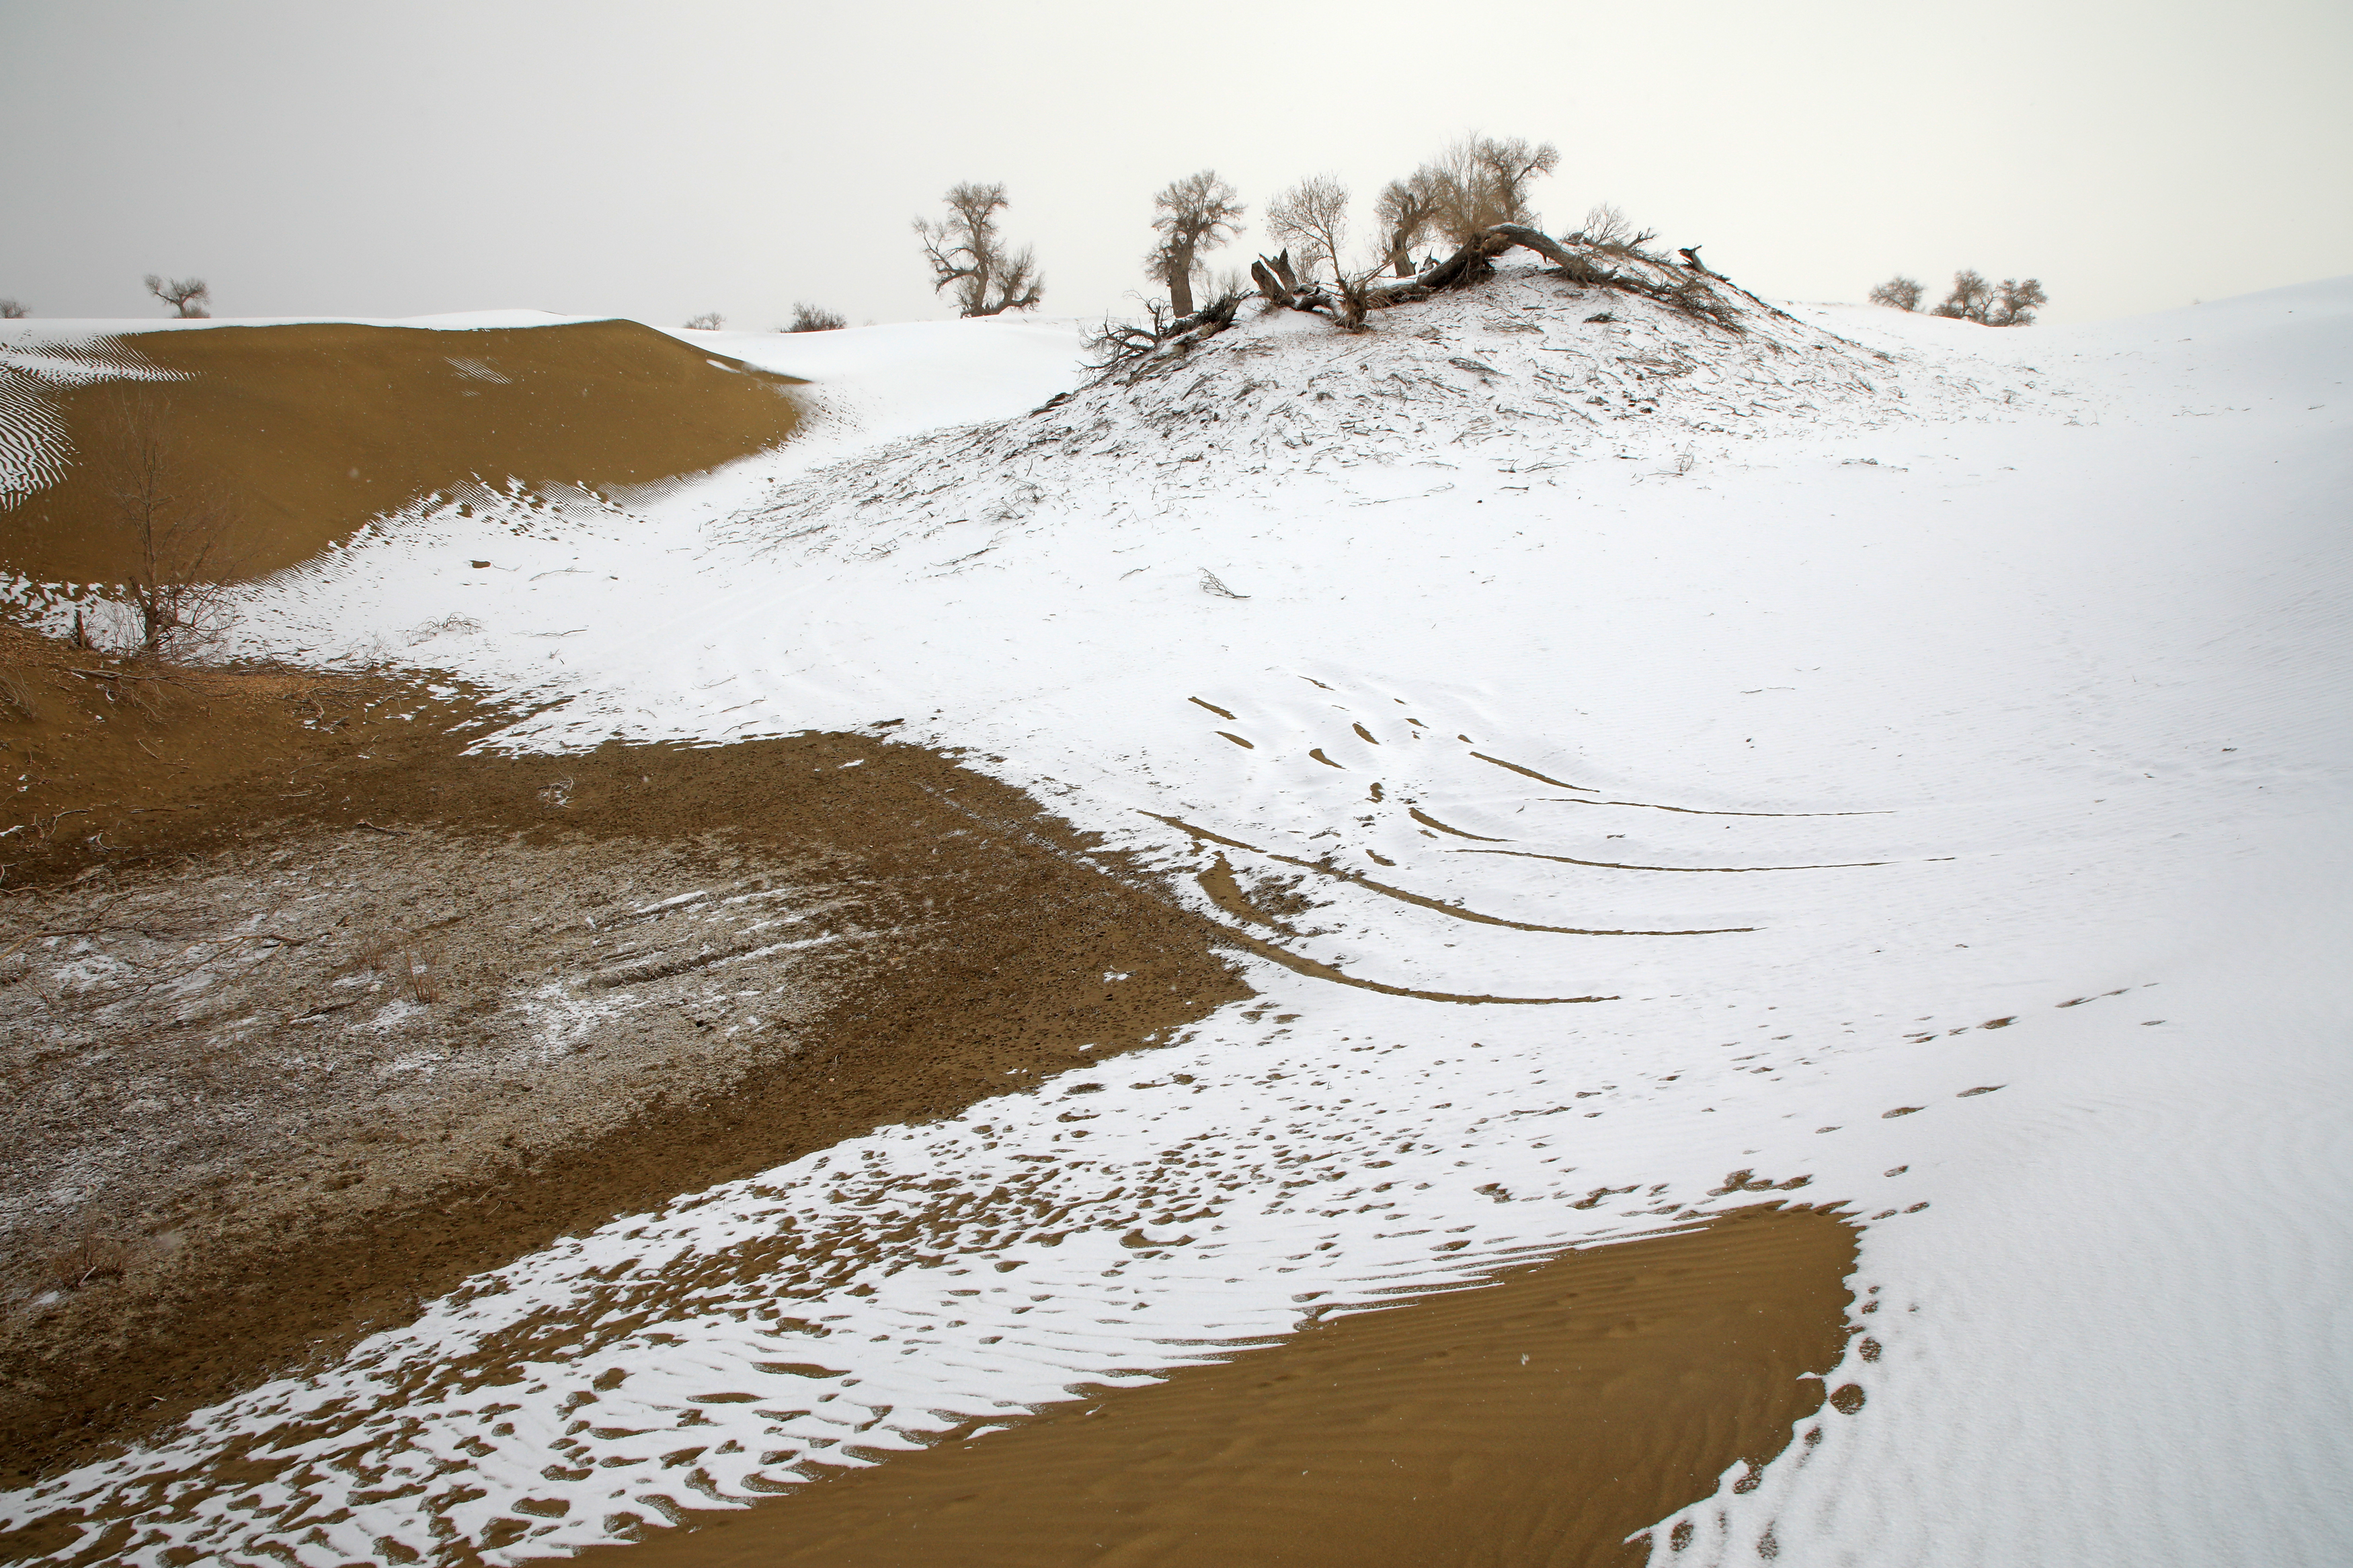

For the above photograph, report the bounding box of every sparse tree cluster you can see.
[144,274,210,318]
[915,183,1042,317]
[682,311,725,331]
[1871,269,2046,325]
[1091,131,1758,373]
[1135,134,1567,317]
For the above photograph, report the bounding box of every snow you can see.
[3,268,2349,1565]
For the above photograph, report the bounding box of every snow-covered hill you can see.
[5,269,2348,1565]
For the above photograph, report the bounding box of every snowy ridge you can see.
[724,264,2074,571]
[3,278,2348,1565]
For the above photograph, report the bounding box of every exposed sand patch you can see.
[0,626,1246,1483]
[1,319,802,585]
[563,1203,1858,1567]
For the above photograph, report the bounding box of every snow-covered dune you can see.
[5,270,2348,1565]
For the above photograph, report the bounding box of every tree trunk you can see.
[1169,260,1195,319]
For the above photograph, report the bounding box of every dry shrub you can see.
[0,665,39,721]
[46,1234,131,1292]
[785,303,848,333]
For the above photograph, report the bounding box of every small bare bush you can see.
[1570,202,1653,252]
[785,302,847,332]
[92,388,247,655]
[682,311,725,330]
[0,298,26,319]
[1868,275,1925,312]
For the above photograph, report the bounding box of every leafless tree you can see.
[785,302,847,332]
[915,183,1043,317]
[1931,270,2046,325]
[1145,169,1246,317]
[1427,135,1560,246]
[93,388,244,655]
[143,275,211,318]
[1989,278,2046,326]
[1868,275,1925,312]
[0,299,25,319]
[1372,171,1442,278]
[1265,175,1352,284]
[682,311,725,330]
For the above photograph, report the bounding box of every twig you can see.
[354,819,409,836]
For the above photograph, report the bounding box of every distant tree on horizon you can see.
[785,302,846,332]
[0,298,26,319]
[1146,170,1246,317]
[143,274,210,318]
[682,311,725,330]
[1932,269,2046,326]
[1869,275,1925,311]
[915,183,1043,318]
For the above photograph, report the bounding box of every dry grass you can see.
[0,665,40,722]
[44,1235,131,1294]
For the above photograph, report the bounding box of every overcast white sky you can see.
[4,0,2348,329]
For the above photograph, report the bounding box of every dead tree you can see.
[1146,170,1246,318]
[1087,290,1243,373]
[143,275,210,318]
[916,183,1043,317]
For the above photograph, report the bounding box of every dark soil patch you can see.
[0,625,1247,1486]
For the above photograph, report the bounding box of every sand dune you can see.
[0,318,801,585]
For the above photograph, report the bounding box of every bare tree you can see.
[1265,175,1351,284]
[1868,275,1925,312]
[0,299,25,319]
[785,302,847,332]
[143,275,211,318]
[1427,135,1560,246]
[1930,270,2046,325]
[93,389,244,655]
[682,311,725,330]
[1372,171,1442,278]
[1989,278,2046,326]
[1146,169,1246,317]
[915,183,1043,318]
